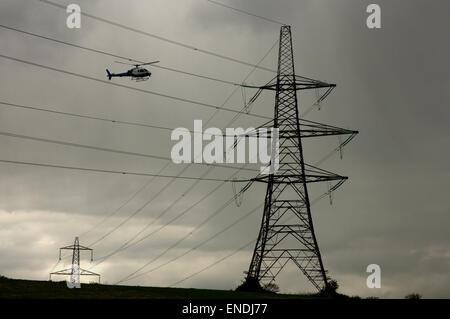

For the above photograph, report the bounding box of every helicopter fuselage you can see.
[107,67,151,80]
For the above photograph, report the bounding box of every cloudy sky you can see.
[0,0,449,298]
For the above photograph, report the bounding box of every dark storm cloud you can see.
[0,0,449,298]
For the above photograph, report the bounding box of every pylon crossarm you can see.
[296,118,358,137]
[59,245,75,250]
[259,83,335,91]
[251,174,347,184]
[60,245,92,251]
[253,75,336,92]
[246,119,358,139]
[79,268,100,276]
[285,129,357,138]
[77,245,93,250]
[247,128,357,139]
[50,268,73,276]
[49,270,99,276]
[304,163,344,175]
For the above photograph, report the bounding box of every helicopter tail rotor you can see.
[106,69,112,80]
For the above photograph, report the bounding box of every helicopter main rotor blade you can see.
[140,61,160,66]
[114,61,137,66]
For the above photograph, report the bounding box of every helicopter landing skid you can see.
[132,76,150,82]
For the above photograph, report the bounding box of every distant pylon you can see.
[49,237,100,284]
[245,25,358,291]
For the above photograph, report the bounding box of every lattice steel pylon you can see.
[49,237,100,284]
[246,25,358,291]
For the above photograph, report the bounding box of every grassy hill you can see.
[0,276,346,299]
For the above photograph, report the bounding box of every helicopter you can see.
[106,60,160,82]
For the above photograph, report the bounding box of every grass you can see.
[0,276,347,299]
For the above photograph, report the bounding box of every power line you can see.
[117,183,334,285]
[85,166,225,254]
[50,129,347,270]
[36,0,277,73]
[114,184,326,284]
[116,202,260,285]
[0,100,173,131]
[170,240,255,287]
[79,174,155,239]
[100,144,346,282]
[0,158,251,182]
[42,38,277,264]
[78,40,279,261]
[75,40,278,249]
[7,7,336,284]
[168,191,330,287]
[0,54,272,120]
[84,119,259,250]
[90,165,220,263]
[10,3,342,284]
[0,101,268,138]
[115,182,258,284]
[0,99,339,140]
[86,161,192,247]
[205,0,286,25]
[90,165,247,268]
[0,129,260,250]
[53,50,342,280]
[0,130,259,173]
[19,79,335,270]
[113,148,348,284]
[39,29,278,271]
[0,24,245,87]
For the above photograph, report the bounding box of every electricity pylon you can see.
[246,25,358,291]
[49,237,100,284]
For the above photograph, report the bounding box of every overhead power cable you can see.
[115,180,258,284]
[90,165,250,268]
[0,24,245,87]
[0,101,267,138]
[86,161,201,247]
[0,126,259,249]
[40,33,278,273]
[0,130,258,173]
[113,149,348,284]
[79,176,155,239]
[90,165,220,265]
[0,54,271,120]
[0,159,251,182]
[80,40,278,262]
[168,190,338,288]
[83,38,342,272]
[49,39,279,266]
[0,100,174,131]
[205,0,286,25]
[36,0,276,73]
[47,38,277,266]
[170,240,255,287]
[168,190,330,287]
[117,183,337,285]
[0,100,335,140]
